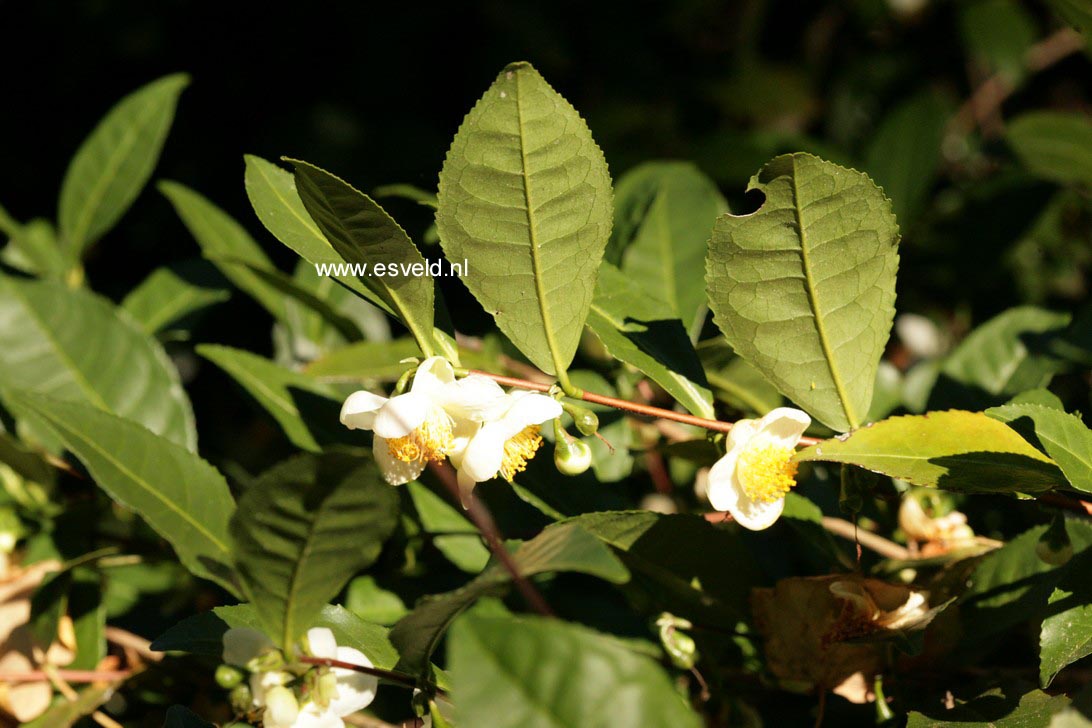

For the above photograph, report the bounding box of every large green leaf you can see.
[58,74,188,255]
[706,153,899,431]
[197,345,345,453]
[152,603,399,670]
[1040,550,1092,687]
[389,522,628,677]
[12,392,237,592]
[795,411,1066,493]
[231,451,400,650]
[121,260,230,335]
[159,181,286,320]
[435,61,613,377]
[937,307,1071,407]
[0,276,196,450]
[608,161,727,331]
[1008,112,1092,187]
[407,482,490,573]
[305,338,424,382]
[906,686,1070,727]
[863,92,952,224]
[2,218,68,279]
[586,264,714,418]
[290,160,438,355]
[244,154,393,315]
[448,611,701,728]
[987,403,1092,494]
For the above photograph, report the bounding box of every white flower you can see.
[222,627,275,669]
[340,357,500,486]
[706,407,811,530]
[451,390,562,502]
[300,627,378,722]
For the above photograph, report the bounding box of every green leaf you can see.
[907,685,1070,727]
[436,61,613,376]
[863,92,952,224]
[373,183,438,208]
[244,155,393,315]
[697,340,783,415]
[987,403,1092,494]
[0,276,196,450]
[2,219,69,278]
[197,344,345,452]
[164,705,215,728]
[959,0,1037,83]
[68,574,106,670]
[231,261,363,343]
[586,263,714,418]
[1040,551,1092,688]
[449,611,702,728]
[1047,0,1092,31]
[231,451,400,650]
[345,575,408,625]
[609,161,727,331]
[406,482,490,573]
[58,74,188,255]
[121,260,230,335]
[20,683,117,728]
[796,410,1067,493]
[158,181,286,320]
[305,338,424,382]
[29,569,71,649]
[290,160,437,355]
[938,306,1071,406]
[389,521,628,677]
[12,392,237,591]
[151,603,399,670]
[706,153,899,431]
[1008,112,1092,187]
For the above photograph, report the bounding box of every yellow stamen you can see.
[737,442,797,503]
[499,425,543,481]
[387,408,455,463]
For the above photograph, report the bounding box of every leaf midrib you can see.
[791,161,859,429]
[514,69,566,377]
[280,487,337,650]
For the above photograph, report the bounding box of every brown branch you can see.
[298,656,446,697]
[0,669,132,683]
[105,626,162,663]
[951,27,1085,136]
[468,370,822,447]
[426,461,554,617]
[821,517,911,561]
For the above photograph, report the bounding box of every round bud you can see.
[555,439,593,476]
[215,664,245,689]
[228,684,253,713]
[563,403,599,436]
[1037,515,1073,566]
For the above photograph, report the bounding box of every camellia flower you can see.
[339,357,497,485]
[450,389,563,502]
[706,407,811,530]
[220,627,378,728]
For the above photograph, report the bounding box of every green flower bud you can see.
[563,402,599,436]
[656,612,699,670]
[229,683,253,713]
[554,438,593,476]
[1037,514,1073,566]
[215,664,246,689]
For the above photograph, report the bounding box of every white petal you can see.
[264,686,300,727]
[500,392,561,435]
[724,419,759,451]
[448,418,482,465]
[251,670,292,707]
[294,706,345,728]
[373,392,429,438]
[753,407,811,449]
[373,437,425,486]
[306,627,338,660]
[339,391,387,431]
[459,423,507,483]
[329,646,378,715]
[457,467,477,508]
[446,375,508,420]
[729,490,786,531]
[222,627,273,666]
[706,450,743,513]
[410,357,456,399]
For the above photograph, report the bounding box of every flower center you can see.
[387,408,455,463]
[737,442,798,503]
[499,425,543,480]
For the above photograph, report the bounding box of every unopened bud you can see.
[229,684,253,713]
[1037,515,1073,566]
[249,648,286,674]
[562,403,599,436]
[656,612,699,670]
[314,670,339,709]
[215,664,245,689]
[264,686,300,726]
[554,438,593,476]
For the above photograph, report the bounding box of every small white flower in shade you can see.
[263,686,301,728]
[451,390,563,503]
[340,357,466,485]
[294,627,379,726]
[706,407,811,531]
[221,627,275,668]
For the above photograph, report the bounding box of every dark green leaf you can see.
[121,260,230,335]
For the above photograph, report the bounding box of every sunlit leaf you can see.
[987,403,1092,494]
[58,74,188,255]
[706,153,899,431]
[436,62,613,376]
